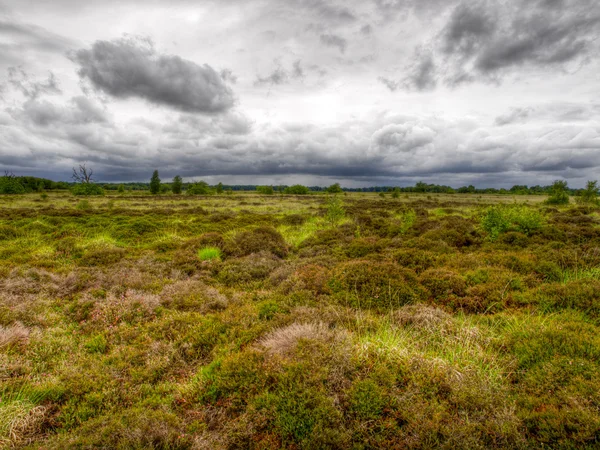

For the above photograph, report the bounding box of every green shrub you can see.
[481,205,544,240]
[256,185,274,195]
[186,181,212,195]
[198,246,222,262]
[284,185,310,195]
[325,195,345,226]
[171,175,182,194]
[419,268,467,299]
[545,180,570,205]
[329,261,425,309]
[0,176,26,194]
[80,247,125,266]
[326,183,343,194]
[84,334,108,354]
[229,227,288,258]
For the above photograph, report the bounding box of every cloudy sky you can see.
[0,0,599,187]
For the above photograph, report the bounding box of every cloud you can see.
[494,107,532,126]
[7,67,62,99]
[254,60,304,86]
[319,34,347,54]
[384,0,600,90]
[72,36,235,114]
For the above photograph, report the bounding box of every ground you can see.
[1,191,599,449]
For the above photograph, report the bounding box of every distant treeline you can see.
[0,174,590,196]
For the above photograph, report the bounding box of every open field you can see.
[1,191,600,448]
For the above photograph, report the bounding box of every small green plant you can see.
[325,196,345,226]
[117,184,125,194]
[481,205,543,240]
[198,247,222,262]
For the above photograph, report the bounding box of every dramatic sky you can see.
[0,0,599,187]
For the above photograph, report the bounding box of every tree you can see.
[257,185,274,195]
[284,184,310,195]
[545,180,570,205]
[118,184,125,194]
[578,180,599,205]
[326,183,343,194]
[172,175,183,194]
[187,181,212,195]
[150,170,161,195]
[216,182,224,194]
[326,195,345,226]
[72,163,94,183]
[0,171,26,194]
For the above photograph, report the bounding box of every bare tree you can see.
[4,170,16,178]
[72,163,94,184]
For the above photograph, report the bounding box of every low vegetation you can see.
[1,188,600,448]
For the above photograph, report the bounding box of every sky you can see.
[0,0,599,188]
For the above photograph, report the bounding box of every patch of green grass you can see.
[197,246,222,261]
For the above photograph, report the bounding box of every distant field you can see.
[1,191,599,448]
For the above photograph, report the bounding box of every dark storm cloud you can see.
[72,36,235,113]
[7,67,62,99]
[319,34,347,54]
[386,0,600,90]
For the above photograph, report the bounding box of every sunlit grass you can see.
[198,246,222,261]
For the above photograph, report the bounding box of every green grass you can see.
[0,191,599,448]
[197,246,222,261]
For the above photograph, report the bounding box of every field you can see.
[1,191,600,449]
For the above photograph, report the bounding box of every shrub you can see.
[395,249,437,273]
[256,185,274,195]
[0,176,26,194]
[348,379,385,420]
[325,195,345,226]
[326,183,343,194]
[186,181,212,195]
[284,185,310,195]
[229,227,288,258]
[481,205,544,240]
[576,180,599,205]
[71,183,104,196]
[198,246,222,262]
[419,268,467,299]
[217,252,282,286]
[329,261,425,309]
[545,180,570,205]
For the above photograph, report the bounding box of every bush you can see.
[256,185,274,195]
[79,247,126,266]
[419,268,467,299]
[186,181,212,195]
[326,183,343,194]
[171,175,182,194]
[217,252,282,286]
[481,205,544,240]
[229,227,288,258]
[545,180,570,205]
[0,176,26,194]
[71,183,104,196]
[325,195,345,226]
[284,185,310,195]
[329,261,425,309]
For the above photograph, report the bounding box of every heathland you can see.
[1,190,600,448]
